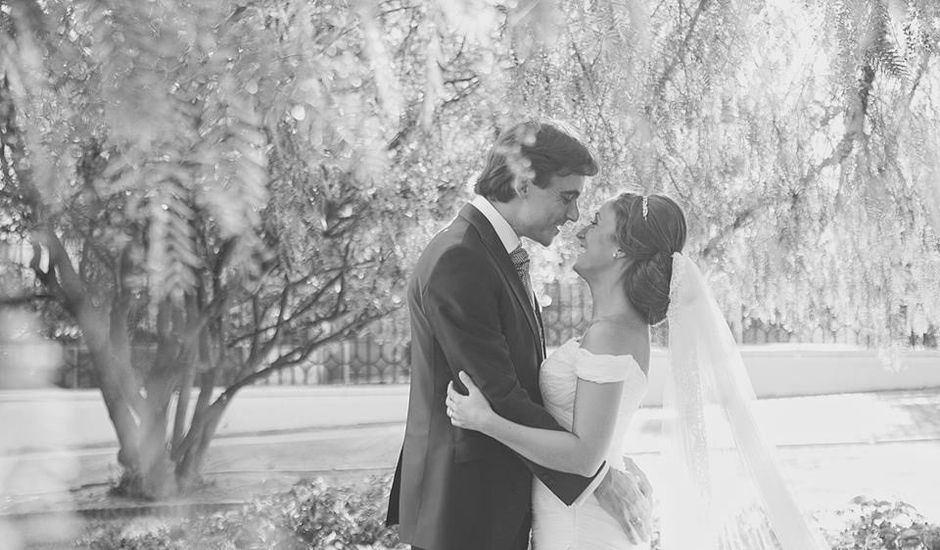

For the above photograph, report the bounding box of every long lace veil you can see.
[659,252,831,550]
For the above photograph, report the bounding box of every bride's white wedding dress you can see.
[531,337,649,550]
[528,253,830,550]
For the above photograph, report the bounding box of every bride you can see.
[445,193,830,550]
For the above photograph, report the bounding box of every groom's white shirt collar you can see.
[469,194,608,503]
[470,195,521,253]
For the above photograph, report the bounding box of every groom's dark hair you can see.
[475,120,598,203]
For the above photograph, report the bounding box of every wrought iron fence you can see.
[52,281,936,389]
[259,318,412,386]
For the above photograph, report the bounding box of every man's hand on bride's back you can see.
[595,460,653,544]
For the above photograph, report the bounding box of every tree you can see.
[0,0,512,498]
[2,0,939,499]
[511,0,940,349]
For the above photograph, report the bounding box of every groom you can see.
[386,121,651,550]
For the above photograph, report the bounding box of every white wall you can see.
[642,345,940,404]
[1,346,938,453]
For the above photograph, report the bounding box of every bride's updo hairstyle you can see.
[611,193,687,325]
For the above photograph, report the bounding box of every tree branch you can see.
[213,311,382,403]
[0,292,55,306]
[700,206,759,259]
[652,0,711,101]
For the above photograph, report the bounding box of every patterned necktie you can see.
[509,245,531,294]
[510,246,542,341]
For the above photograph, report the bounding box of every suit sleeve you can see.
[422,245,602,505]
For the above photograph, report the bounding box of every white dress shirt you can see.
[470,195,521,254]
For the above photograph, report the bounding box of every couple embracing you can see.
[386,121,830,550]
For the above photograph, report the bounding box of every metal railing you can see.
[50,282,936,388]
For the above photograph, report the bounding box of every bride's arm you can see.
[453,375,623,475]
[446,326,630,476]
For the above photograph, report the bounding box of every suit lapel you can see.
[533,296,546,363]
[458,205,542,349]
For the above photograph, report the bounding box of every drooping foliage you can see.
[0,0,511,497]
[1,0,938,498]
[511,0,940,348]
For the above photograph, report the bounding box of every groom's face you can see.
[518,173,585,246]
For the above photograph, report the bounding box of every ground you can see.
[2,389,940,548]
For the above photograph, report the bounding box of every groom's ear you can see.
[514,179,529,198]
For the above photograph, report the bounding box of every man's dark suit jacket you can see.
[386,204,600,550]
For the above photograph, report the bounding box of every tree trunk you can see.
[114,445,177,500]
[176,399,228,491]
[132,403,179,499]
[72,302,152,493]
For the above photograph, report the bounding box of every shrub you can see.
[77,517,188,550]
[826,496,940,550]
[76,475,405,550]
[194,476,405,549]
[76,478,940,550]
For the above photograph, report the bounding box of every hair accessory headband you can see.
[641,196,649,220]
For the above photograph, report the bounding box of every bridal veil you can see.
[658,252,831,550]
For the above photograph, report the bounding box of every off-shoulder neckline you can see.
[563,337,649,379]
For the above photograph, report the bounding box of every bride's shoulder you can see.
[579,323,650,373]
[581,322,636,355]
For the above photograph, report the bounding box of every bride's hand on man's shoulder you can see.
[446,371,495,433]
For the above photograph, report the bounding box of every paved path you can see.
[2,389,940,524]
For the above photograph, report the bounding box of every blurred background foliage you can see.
[1,0,939,497]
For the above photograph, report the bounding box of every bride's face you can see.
[573,200,621,277]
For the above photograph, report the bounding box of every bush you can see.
[77,475,405,550]
[78,517,189,550]
[826,496,940,550]
[198,475,406,550]
[77,478,939,550]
